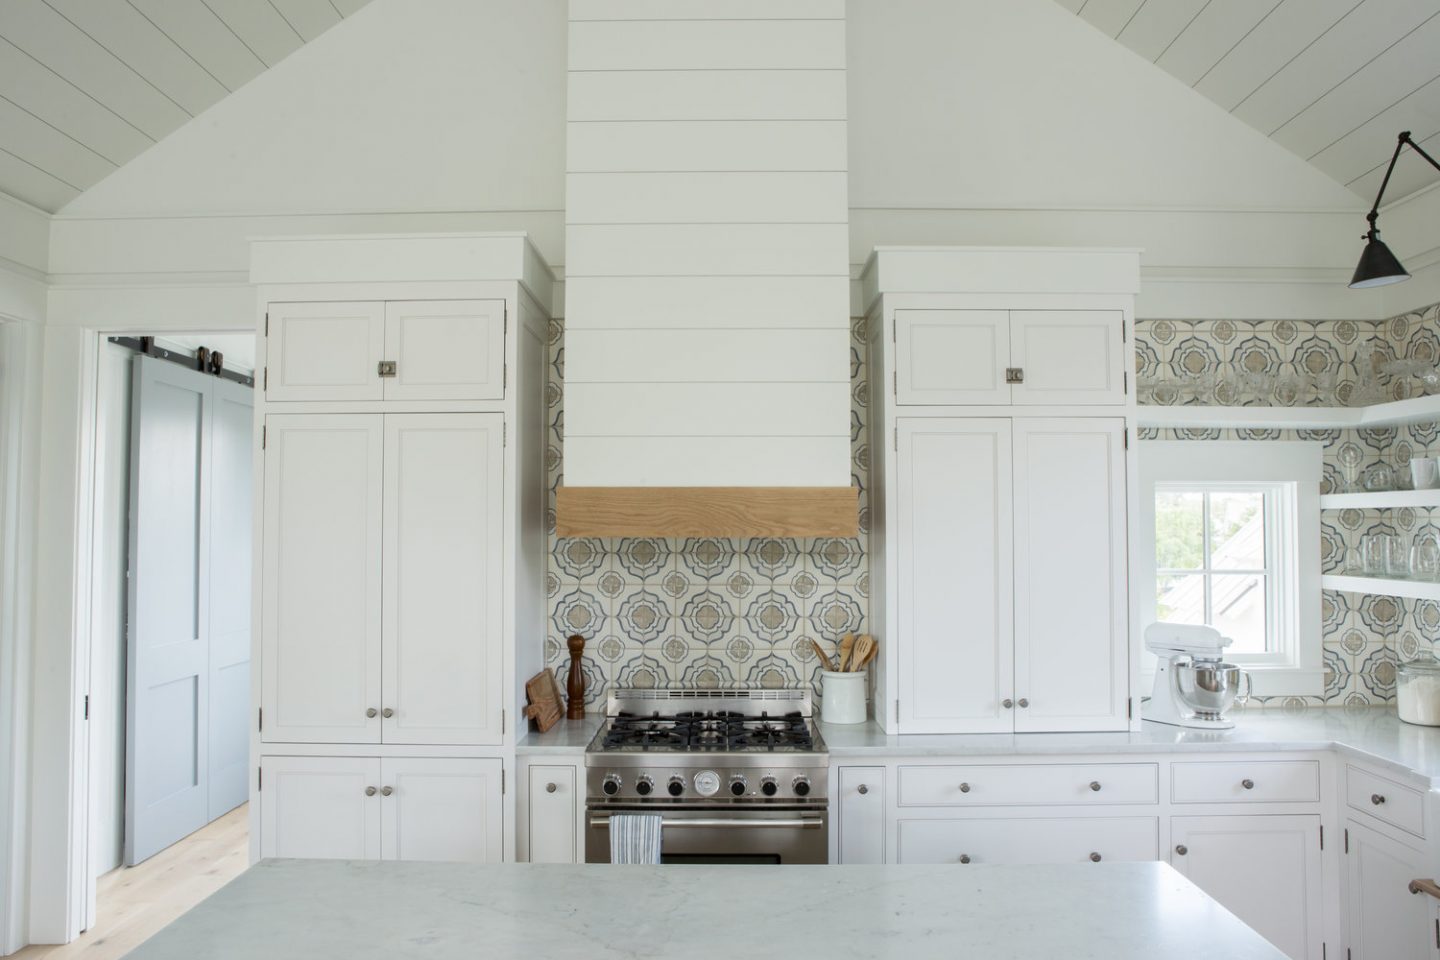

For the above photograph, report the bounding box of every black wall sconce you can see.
[1350,131,1440,289]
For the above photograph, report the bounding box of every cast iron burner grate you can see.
[600,710,815,752]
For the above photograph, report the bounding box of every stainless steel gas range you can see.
[584,689,829,864]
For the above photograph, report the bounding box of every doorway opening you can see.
[81,331,257,945]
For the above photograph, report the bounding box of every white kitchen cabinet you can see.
[523,763,581,864]
[1347,818,1432,960]
[895,418,1013,733]
[264,299,505,403]
[896,816,1157,865]
[260,757,501,863]
[835,766,885,864]
[1012,418,1128,732]
[1170,815,1323,960]
[262,413,504,746]
[895,417,1128,733]
[892,309,1124,407]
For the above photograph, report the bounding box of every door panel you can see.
[1010,310,1125,405]
[836,766,884,864]
[261,415,383,743]
[527,765,578,864]
[894,310,1009,405]
[265,301,384,401]
[1347,819,1431,960]
[896,418,1013,732]
[1013,419,1128,732]
[383,300,505,401]
[382,414,504,745]
[207,378,253,820]
[381,758,503,863]
[260,756,381,860]
[897,817,1157,865]
[125,356,211,865]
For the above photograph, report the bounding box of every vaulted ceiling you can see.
[0,0,370,211]
[1056,0,1440,204]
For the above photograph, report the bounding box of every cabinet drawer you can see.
[1346,765,1425,837]
[897,763,1157,807]
[897,816,1158,865]
[1171,761,1320,804]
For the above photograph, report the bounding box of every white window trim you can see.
[1139,441,1323,697]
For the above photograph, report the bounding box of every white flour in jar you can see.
[1398,670,1440,726]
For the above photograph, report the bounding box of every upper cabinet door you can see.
[259,756,382,860]
[383,300,506,401]
[896,418,1014,733]
[382,414,505,745]
[380,758,504,863]
[266,302,385,402]
[1012,418,1128,732]
[1009,310,1126,406]
[261,415,384,744]
[894,310,1010,405]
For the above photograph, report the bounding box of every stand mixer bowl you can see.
[1174,660,1250,719]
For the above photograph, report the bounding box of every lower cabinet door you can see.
[1346,819,1431,960]
[835,766,885,864]
[526,764,579,864]
[380,758,503,863]
[895,816,1157,865]
[260,756,382,860]
[1170,815,1322,960]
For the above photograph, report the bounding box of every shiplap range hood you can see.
[557,0,857,537]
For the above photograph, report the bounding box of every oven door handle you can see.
[588,817,825,830]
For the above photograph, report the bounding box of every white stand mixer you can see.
[1144,622,1251,730]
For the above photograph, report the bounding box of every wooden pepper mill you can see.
[566,634,587,720]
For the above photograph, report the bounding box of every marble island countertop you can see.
[122,859,1285,960]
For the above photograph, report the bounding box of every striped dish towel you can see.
[608,814,663,864]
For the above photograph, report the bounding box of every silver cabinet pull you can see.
[381,786,394,797]
[366,707,378,718]
[1002,699,1014,709]
[1372,793,1386,805]
[1005,367,1024,384]
[959,782,971,793]
[545,782,558,794]
[857,784,869,795]
[382,707,394,718]
[1017,698,1029,708]
[958,854,971,864]
[1175,844,1188,856]
[1089,852,1102,863]
[1242,779,1255,790]
[364,786,376,797]
[378,360,397,378]
[1089,781,1102,792]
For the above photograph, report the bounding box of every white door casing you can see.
[265,302,385,402]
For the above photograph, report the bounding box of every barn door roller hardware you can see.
[108,336,254,388]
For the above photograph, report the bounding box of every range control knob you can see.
[667,776,685,797]
[792,776,812,797]
[760,776,778,797]
[634,775,654,797]
[694,771,721,797]
[602,774,621,796]
[729,775,748,797]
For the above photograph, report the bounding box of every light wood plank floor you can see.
[12,804,249,960]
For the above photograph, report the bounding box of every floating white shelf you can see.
[1138,394,1440,431]
[1321,574,1440,601]
[1320,490,1440,510]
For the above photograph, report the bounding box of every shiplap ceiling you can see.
[0,0,371,212]
[1057,0,1440,204]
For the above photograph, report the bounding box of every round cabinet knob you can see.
[857,784,869,795]
[545,782,558,794]
[1175,844,1188,856]
[602,774,621,796]
[365,707,378,718]
[1002,699,1014,709]
[1089,781,1102,792]
[1017,698,1030,708]
[667,776,685,797]
[761,777,778,797]
[1089,852,1102,863]
[959,854,971,864]
[1372,793,1386,805]
[635,776,653,797]
[365,786,377,797]
[382,707,394,719]
[729,776,747,797]
[1241,779,1255,790]
[380,786,393,797]
[792,776,811,797]
[959,782,971,794]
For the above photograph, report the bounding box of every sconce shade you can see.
[1349,232,1411,289]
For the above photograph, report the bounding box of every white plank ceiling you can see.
[0,0,370,212]
[1056,0,1440,204]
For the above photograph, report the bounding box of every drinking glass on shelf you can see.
[1386,535,1411,577]
[1275,371,1301,406]
[1362,534,1387,575]
[1411,533,1440,581]
[1363,463,1394,492]
[1311,369,1338,406]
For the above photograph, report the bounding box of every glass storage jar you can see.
[1397,658,1440,726]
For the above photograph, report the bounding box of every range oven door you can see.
[585,805,828,864]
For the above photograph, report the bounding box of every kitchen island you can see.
[121,859,1284,959]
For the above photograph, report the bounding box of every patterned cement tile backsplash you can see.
[544,317,870,706]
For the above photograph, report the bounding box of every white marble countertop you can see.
[820,706,1440,787]
[122,859,1285,960]
[516,715,602,754]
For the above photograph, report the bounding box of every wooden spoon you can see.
[837,633,856,672]
[850,634,876,671]
[809,638,836,672]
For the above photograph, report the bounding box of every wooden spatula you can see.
[809,638,836,672]
[837,633,856,671]
[850,634,876,671]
